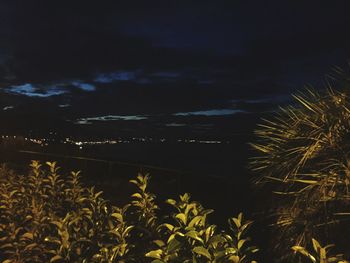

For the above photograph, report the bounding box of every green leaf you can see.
[111,213,123,222]
[232,218,241,228]
[202,209,214,216]
[188,216,203,228]
[176,213,187,225]
[165,199,176,206]
[167,238,182,253]
[311,238,321,253]
[192,246,211,260]
[180,193,190,202]
[153,239,166,248]
[228,255,240,262]
[205,225,216,242]
[122,226,134,236]
[292,246,315,261]
[129,179,138,185]
[240,221,253,234]
[168,233,176,243]
[213,250,226,260]
[145,249,163,259]
[238,239,247,250]
[225,247,237,255]
[162,223,175,232]
[186,231,203,243]
[208,234,226,247]
[319,247,326,261]
[131,193,142,199]
[237,213,243,222]
[95,191,104,198]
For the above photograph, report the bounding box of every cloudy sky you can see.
[0,1,350,137]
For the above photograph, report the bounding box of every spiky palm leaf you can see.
[250,86,350,258]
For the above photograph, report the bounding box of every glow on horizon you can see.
[75,115,148,124]
[174,109,246,116]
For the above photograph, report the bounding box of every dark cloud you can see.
[0,1,350,136]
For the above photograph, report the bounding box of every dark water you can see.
[0,130,257,218]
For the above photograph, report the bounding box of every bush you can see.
[0,161,258,262]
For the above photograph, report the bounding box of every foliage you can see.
[0,161,258,262]
[250,86,350,259]
[0,161,135,262]
[145,196,258,262]
[292,238,348,263]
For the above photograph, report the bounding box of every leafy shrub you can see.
[0,161,258,262]
[145,196,258,262]
[0,161,136,262]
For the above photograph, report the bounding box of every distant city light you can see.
[0,134,228,148]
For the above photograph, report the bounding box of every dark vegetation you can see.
[0,161,258,262]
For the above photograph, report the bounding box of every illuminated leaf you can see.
[193,246,211,260]
[185,231,203,243]
[176,213,187,225]
[145,249,163,259]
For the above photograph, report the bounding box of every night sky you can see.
[1,1,350,137]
